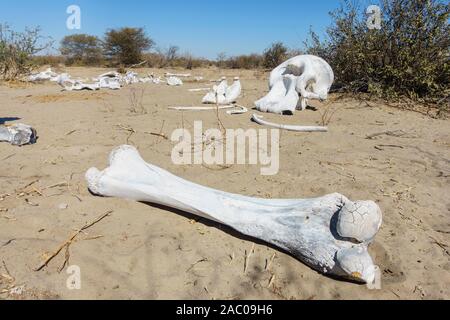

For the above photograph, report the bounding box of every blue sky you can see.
[1,0,344,59]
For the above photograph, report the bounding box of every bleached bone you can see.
[152,77,164,84]
[60,81,100,91]
[202,77,242,105]
[123,71,139,85]
[188,88,211,92]
[86,145,382,283]
[0,124,37,146]
[166,72,192,78]
[226,104,248,115]
[98,77,121,90]
[98,71,121,79]
[202,77,227,103]
[28,68,58,82]
[252,114,328,132]
[167,76,183,86]
[256,55,334,114]
[50,73,71,83]
[168,105,236,111]
[138,76,153,84]
[224,77,242,104]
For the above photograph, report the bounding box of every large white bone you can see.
[202,77,242,105]
[256,55,334,114]
[28,68,57,82]
[0,123,37,146]
[86,145,382,283]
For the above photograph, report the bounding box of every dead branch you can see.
[34,210,112,271]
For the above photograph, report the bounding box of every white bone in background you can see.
[202,77,242,105]
[256,55,334,114]
[188,88,211,92]
[86,145,382,284]
[252,114,328,132]
[165,72,192,78]
[0,123,37,146]
[168,104,248,115]
[166,76,183,86]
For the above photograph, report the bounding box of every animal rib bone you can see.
[166,72,192,78]
[252,114,328,132]
[86,145,382,283]
[0,124,37,146]
[168,105,236,111]
[256,55,334,114]
[168,104,247,114]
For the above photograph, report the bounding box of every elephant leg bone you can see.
[86,145,382,283]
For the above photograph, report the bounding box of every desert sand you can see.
[0,67,449,300]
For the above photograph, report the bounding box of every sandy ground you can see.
[0,66,449,300]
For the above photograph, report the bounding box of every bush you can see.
[0,24,53,80]
[32,55,65,67]
[305,0,450,112]
[104,27,154,66]
[263,42,288,69]
[60,34,103,66]
[225,54,264,69]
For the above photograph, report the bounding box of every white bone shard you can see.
[166,72,192,78]
[60,80,100,91]
[28,68,58,82]
[256,55,334,114]
[167,76,183,86]
[0,123,37,146]
[189,88,211,92]
[86,145,382,283]
[123,71,139,85]
[98,77,121,90]
[224,77,242,104]
[226,104,248,115]
[168,105,236,111]
[252,114,328,132]
[202,77,242,105]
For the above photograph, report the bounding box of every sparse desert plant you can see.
[128,87,147,114]
[104,27,154,66]
[319,104,339,126]
[0,24,53,81]
[305,0,450,115]
[165,45,179,66]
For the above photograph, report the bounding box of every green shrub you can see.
[104,27,154,66]
[305,0,450,114]
[263,42,288,69]
[225,54,263,69]
[0,24,53,80]
[60,34,103,66]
